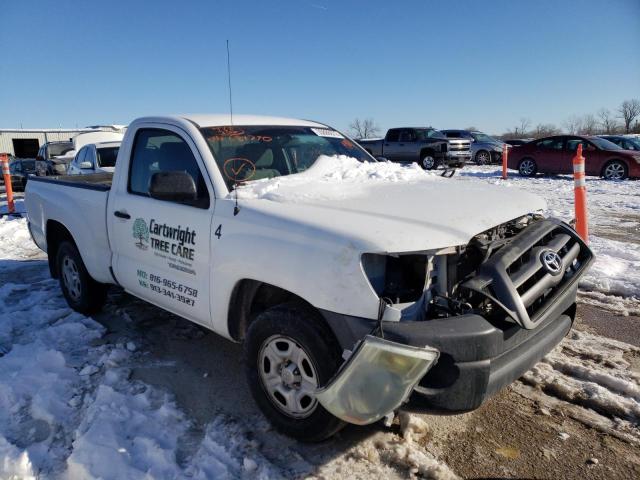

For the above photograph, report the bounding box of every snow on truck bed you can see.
[0,160,639,478]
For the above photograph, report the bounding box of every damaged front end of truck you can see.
[317,215,594,425]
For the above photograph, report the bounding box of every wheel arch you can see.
[227,279,331,343]
[420,147,436,158]
[45,220,78,278]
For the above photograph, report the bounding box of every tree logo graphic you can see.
[132,218,149,250]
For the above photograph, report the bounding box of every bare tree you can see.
[578,114,598,135]
[618,99,640,133]
[348,118,380,139]
[512,117,531,138]
[563,115,584,134]
[532,123,561,138]
[464,126,478,131]
[598,108,619,134]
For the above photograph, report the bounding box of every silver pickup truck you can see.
[357,127,471,169]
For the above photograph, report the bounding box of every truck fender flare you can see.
[227,279,330,342]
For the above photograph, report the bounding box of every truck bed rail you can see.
[28,172,113,192]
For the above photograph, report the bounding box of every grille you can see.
[447,142,470,151]
[462,219,593,329]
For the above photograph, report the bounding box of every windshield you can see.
[471,132,499,143]
[96,146,119,167]
[200,125,372,188]
[590,137,623,150]
[48,142,74,157]
[415,128,446,140]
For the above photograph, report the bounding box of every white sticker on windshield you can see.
[311,128,344,138]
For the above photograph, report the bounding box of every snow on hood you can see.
[233,155,436,202]
[230,156,547,251]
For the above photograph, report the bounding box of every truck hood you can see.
[235,156,546,252]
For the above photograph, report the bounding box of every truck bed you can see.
[28,172,113,191]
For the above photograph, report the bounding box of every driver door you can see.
[109,126,214,327]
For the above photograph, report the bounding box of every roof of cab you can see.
[174,114,328,128]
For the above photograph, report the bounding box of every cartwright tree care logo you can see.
[132,218,149,250]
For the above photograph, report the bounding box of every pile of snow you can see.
[518,330,640,443]
[234,155,437,202]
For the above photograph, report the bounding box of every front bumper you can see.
[320,280,578,414]
[442,151,471,165]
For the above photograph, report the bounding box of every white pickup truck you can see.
[25,114,593,441]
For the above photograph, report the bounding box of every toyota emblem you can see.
[540,250,563,276]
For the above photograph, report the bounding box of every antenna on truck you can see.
[226,40,234,125]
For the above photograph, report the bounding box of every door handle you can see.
[114,210,130,219]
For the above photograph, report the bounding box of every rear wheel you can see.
[518,158,537,177]
[602,160,628,180]
[475,150,491,165]
[56,241,108,314]
[244,302,345,441]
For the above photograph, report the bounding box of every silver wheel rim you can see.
[604,162,625,180]
[520,159,535,175]
[62,256,81,301]
[476,151,489,164]
[422,156,435,169]
[258,335,319,418]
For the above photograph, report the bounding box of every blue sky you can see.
[1,0,639,134]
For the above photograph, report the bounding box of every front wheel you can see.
[602,160,628,180]
[475,150,491,165]
[56,241,108,314]
[518,158,537,177]
[420,153,437,170]
[244,303,345,442]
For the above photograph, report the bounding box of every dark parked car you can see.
[599,135,640,152]
[36,141,74,175]
[508,135,640,180]
[441,130,507,165]
[6,159,37,191]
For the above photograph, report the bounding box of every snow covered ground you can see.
[0,163,639,478]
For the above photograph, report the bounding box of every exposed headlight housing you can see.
[361,253,430,304]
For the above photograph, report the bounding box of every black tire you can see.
[518,157,537,177]
[244,302,346,442]
[56,241,108,314]
[602,159,628,180]
[420,151,437,170]
[475,150,491,165]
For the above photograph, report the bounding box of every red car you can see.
[508,135,640,180]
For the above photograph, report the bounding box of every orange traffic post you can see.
[572,144,589,244]
[502,144,508,180]
[1,153,15,214]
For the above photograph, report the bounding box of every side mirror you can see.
[80,161,93,169]
[149,171,197,202]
